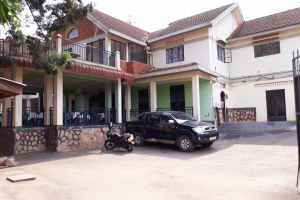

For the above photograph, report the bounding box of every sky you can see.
[1,0,300,37]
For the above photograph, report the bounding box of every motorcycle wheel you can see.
[125,143,133,152]
[104,140,116,150]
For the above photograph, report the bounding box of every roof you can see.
[89,10,149,42]
[148,3,234,41]
[228,6,300,40]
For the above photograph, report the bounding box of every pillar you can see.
[54,72,63,125]
[75,87,83,108]
[105,36,111,66]
[115,51,121,70]
[115,79,122,123]
[2,70,12,127]
[105,82,112,123]
[192,75,201,121]
[125,84,131,121]
[44,74,54,126]
[56,34,62,53]
[150,81,157,112]
[12,67,23,127]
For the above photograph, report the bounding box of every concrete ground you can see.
[0,130,299,200]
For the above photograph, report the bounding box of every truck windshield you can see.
[171,113,196,123]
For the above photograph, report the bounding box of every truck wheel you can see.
[134,133,145,147]
[201,142,214,148]
[177,135,195,152]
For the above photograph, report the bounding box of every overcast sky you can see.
[1,0,300,37]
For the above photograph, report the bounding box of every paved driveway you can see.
[0,131,299,200]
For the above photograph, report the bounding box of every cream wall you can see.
[229,77,295,122]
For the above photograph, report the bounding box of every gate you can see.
[292,50,300,186]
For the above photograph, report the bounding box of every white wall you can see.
[229,77,295,122]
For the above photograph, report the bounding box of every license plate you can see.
[209,136,217,140]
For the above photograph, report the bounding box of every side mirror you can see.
[109,122,113,128]
[168,120,175,124]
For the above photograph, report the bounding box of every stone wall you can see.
[15,128,48,154]
[227,108,256,122]
[56,125,123,152]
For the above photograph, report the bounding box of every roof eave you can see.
[211,3,241,26]
[87,14,109,33]
[148,22,212,43]
[134,64,219,79]
[109,29,147,46]
[227,23,300,42]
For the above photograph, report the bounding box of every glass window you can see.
[111,40,126,61]
[160,115,173,124]
[147,114,160,124]
[137,113,145,121]
[217,45,225,62]
[129,43,146,63]
[254,41,280,58]
[68,29,78,39]
[166,45,184,64]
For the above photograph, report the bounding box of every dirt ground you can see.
[0,130,299,200]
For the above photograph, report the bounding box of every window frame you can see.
[111,39,126,61]
[67,28,79,39]
[128,43,146,63]
[166,45,184,64]
[217,45,225,63]
[254,41,280,58]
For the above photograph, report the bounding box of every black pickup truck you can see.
[125,111,219,152]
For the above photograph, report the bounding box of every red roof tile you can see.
[90,10,149,42]
[148,4,234,41]
[228,7,300,40]
[139,62,198,74]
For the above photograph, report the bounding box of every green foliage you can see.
[0,0,21,26]
[6,0,93,75]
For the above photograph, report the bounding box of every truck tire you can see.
[134,132,145,146]
[177,135,195,152]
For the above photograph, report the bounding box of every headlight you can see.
[192,127,205,134]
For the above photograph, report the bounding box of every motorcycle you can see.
[104,122,134,152]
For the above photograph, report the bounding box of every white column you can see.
[125,84,131,121]
[192,75,201,121]
[12,67,23,127]
[75,87,82,108]
[54,72,63,125]
[105,82,112,123]
[2,70,12,127]
[56,34,62,53]
[115,51,121,70]
[105,36,111,66]
[44,74,53,126]
[115,78,122,123]
[150,81,157,112]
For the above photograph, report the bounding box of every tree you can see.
[8,0,94,75]
[0,0,21,26]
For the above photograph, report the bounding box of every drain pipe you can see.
[145,46,155,70]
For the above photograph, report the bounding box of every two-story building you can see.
[0,3,298,155]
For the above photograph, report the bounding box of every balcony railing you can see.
[50,107,126,126]
[62,39,116,67]
[156,107,193,116]
[22,107,44,127]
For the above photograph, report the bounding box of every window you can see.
[160,115,173,124]
[166,45,184,64]
[128,43,146,63]
[137,113,146,121]
[67,29,78,39]
[254,41,280,58]
[111,40,126,61]
[217,45,225,62]
[146,114,160,124]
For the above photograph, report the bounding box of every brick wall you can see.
[53,17,104,42]
[121,61,151,75]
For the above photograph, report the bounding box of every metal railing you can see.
[130,109,150,121]
[50,107,126,126]
[22,107,44,127]
[9,40,30,56]
[62,39,116,67]
[156,107,193,116]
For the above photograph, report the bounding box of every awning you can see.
[66,61,135,84]
[0,77,26,99]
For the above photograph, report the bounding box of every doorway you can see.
[266,89,286,121]
[220,91,225,122]
[138,89,149,112]
[170,85,185,112]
